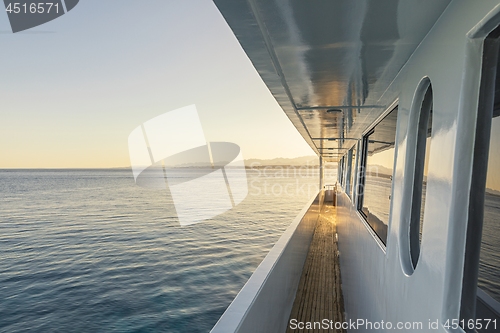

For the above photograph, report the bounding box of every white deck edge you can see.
[210,190,322,333]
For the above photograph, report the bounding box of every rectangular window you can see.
[343,154,349,189]
[340,156,346,186]
[461,31,500,330]
[476,110,500,317]
[345,150,352,196]
[359,107,398,245]
[349,145,357,200]
[467,91,500,330]
[338,157,343,185]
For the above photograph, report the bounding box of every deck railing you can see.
[210,191,324,333]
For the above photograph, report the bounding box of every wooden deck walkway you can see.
[286,203,345,333]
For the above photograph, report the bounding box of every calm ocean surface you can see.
[2,168,497,332]
[0,167,332,333]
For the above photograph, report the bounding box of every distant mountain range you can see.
[158,156,322,168]
[244,156,320,166]
[486,187,500,196]
[121,156,330,168]
[365,164,393,177]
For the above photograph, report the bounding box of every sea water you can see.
[0,167,330,333]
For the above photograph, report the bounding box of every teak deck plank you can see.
[286,204,345,333]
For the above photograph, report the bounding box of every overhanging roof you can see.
[214,0,451,161]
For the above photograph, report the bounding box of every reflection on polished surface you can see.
[214,0,451,160]
[478,115,500,305]
[361,107,398,244]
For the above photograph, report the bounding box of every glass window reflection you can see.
[360,107,398,245]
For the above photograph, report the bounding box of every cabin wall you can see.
[336,1,500,332]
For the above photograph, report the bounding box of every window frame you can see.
[338,156,344,186]
[351,140,361,207]
[345,149,352,197]
[409,78,433,269]
[348,145,357,200]
[460,29,500,329]
[357,103,399,246]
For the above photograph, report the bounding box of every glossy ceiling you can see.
[214,0,451,161]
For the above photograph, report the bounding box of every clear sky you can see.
[0,0,315,168]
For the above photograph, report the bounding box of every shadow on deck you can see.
[286,202,345,332]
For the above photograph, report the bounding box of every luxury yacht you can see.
[210,1,500,332]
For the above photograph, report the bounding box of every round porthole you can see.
[401,77,433,274]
